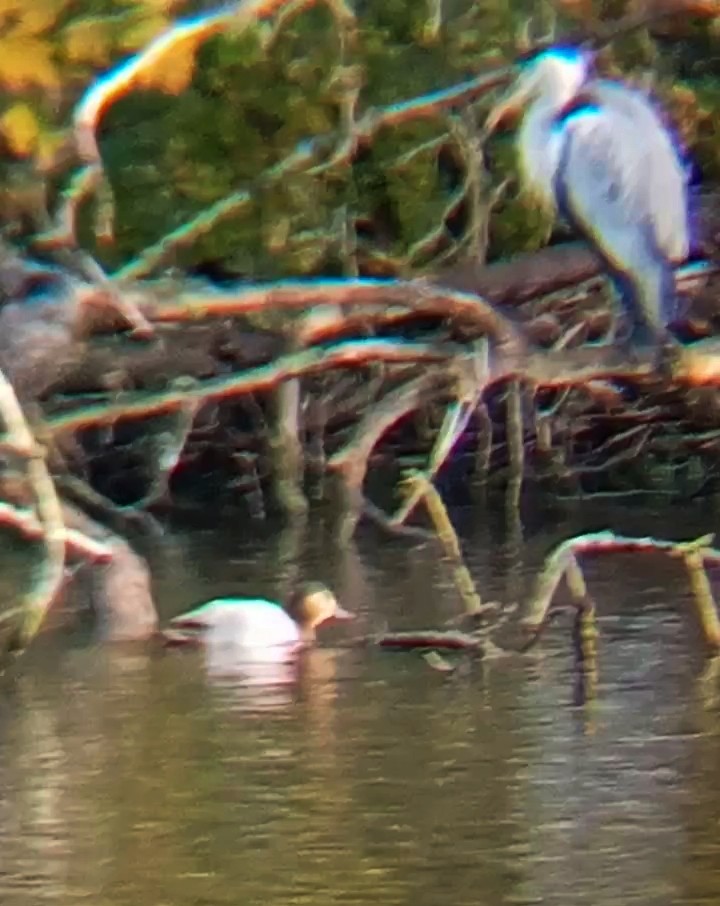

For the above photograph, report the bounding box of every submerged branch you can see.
[0,370,66,652]
[328,372,443,540]
[400,469,485,615]
[522,531,720,653]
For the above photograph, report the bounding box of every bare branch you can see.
[48,339,459,436]
[144,277,524,354]
[400,470,486,615]
[0,370,66,650]
[522,531,720,652]
[390,341,490,525]
[328,372,444,539]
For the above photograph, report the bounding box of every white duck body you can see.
[173,598,304,667]
[166,583,353,679]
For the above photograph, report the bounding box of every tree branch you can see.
[0,370,66,652]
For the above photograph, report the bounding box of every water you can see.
[2,504,720,905]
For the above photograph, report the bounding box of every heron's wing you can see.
[556,105,678,335]
[585,80,689,262]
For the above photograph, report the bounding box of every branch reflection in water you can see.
[0,686,70,903]
[1,511,720,904]
[512,551,714,905]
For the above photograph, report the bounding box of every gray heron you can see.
[485,45,690,350]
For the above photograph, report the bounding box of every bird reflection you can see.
[203,647,348,716]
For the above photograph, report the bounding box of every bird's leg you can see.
[615,319,678,381]
[608,260,678,365]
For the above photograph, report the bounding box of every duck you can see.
[161,582,354,666]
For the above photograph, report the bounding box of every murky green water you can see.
[2,503,720,905]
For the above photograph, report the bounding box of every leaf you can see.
[118,0,184,10]
[117,14,169,53]
[134,33,201,96]
[6,0,69,37]
[0,38,60,91]
[1,103,40,157]
[62,18,114,66]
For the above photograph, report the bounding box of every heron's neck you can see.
[535,74,584,119]
[518,89,575,212]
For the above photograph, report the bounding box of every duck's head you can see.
[486,46,592,134]
[287,582,354,641]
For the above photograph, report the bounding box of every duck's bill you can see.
[333,605,355,621]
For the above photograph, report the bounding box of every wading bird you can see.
[485,44,690,351]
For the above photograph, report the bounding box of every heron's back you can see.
[586,80,689,263]
[556,102,683,335]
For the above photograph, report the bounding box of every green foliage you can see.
[687,80,720,183]
[0,1,181,161]
[484,137,555,258]
[2,0,720,275]
[660,78,720,184]
[0,0,549,276]
[93,0,522,278]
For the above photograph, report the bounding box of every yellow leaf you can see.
[117,14,169,53]
[118,0,184,12]
[127,0,183,10]
[1,103,40,157]
[0,38,60,91]
[0,0,23,17]
[6,0,68,37]
[135,33,200,95]
[62,18,114,66]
